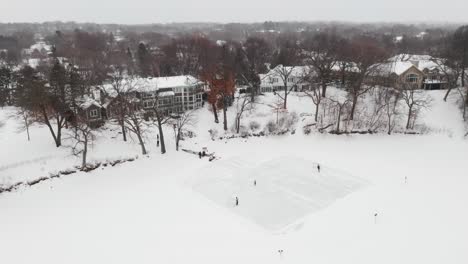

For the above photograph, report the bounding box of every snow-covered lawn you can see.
[1,89,467,264]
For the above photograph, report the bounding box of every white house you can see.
[259,65,311,93]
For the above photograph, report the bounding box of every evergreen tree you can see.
[0,67,12,106]
[137,42,153,77]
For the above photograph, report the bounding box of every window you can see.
[142,92,154,99]
[89,109,99,118]
[143,100,154,108]
[406,74,419,83]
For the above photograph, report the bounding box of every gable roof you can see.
[79,97,102,110]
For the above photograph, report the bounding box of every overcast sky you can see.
[2,0,467,24]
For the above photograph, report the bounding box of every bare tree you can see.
[235,37,272,103]
[170,110,196,151]
[68,118,96,169]
[272,65,303,109]
[302,32,341,98]
[104,75,140,142]
[123,101,148,155]
[15,65,68,147]
[383,88,402,135]
[302,74,323,122]
[400,84,431,130]
[327,96,351,132]
[234,94,252,134]
[150,102,171,154]
[267,96,287,125]
[10,107,35,141]
[346,37,387,120]
[457,85,467,121]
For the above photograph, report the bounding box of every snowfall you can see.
[0,88,467,264]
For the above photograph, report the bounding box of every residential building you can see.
[259,65,311,93]
[375,54,452,90]
[102,75,204,120]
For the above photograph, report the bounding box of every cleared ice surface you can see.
[189,156,368,230]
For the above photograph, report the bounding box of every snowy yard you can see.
[1,90,468,264]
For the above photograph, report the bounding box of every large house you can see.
[137,75,204,114]
[259,65,311,93]
[375,54,452,90]
[100,75,204,121]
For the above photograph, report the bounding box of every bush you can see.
[303,126,312,135]
[264,120,278,134]
[278,111,299,130]
[249,120,261,132]
[208,129,218,140]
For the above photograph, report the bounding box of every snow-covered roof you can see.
[79,97,102,109]
[29,42,52,52]
[331,61,360,73]
[375,54,448,76]
[158,90,175,97]
[269,65,309,78]
[216,40,227,46]
[260,65,310,86]
[147,75,202,89]
[100,75,203,97]
[24,58,42,69]
[388,54,433,63]
[394,36,404,43]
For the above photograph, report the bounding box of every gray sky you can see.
[2,0,467,24]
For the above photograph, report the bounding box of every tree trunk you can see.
[341,64,346,86]
[223,105,228,131]
[350,95,358,120]
[314,101,319,122]
[82,137,88,168]
[23,114,30,141]
[387,111,392,135]
[121,120,127,142]
[56,116,62,147]
[283,82,288,109]
[443,87,453,102]
[336,106,342,132]
[236,115,241,134]
[133,119,147,155]
[26,122,30,141]
[41,106,59,147]
[156,114,166,154]
[176,132,180,151]
[463,88,467,121]
[137,132,147,155]
[321,82,327,98]
[250,84,258,103]
[406,105,413,130]
[212,103,219,123]
[462,49,466,87]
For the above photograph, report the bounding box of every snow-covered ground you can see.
[1,89,467,264]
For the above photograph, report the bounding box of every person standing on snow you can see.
[317,164,321,173]
[235,196,239,206]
